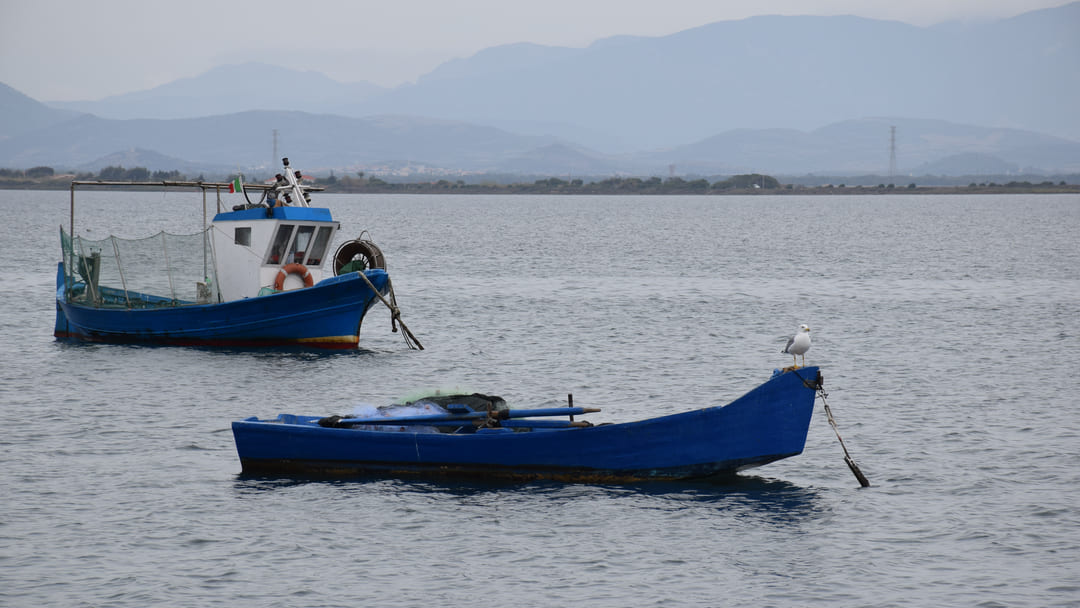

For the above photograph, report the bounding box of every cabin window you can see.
[288,226,315,264]
[266,224,295,265]
[306,227,333,266]
[234,227,251,247]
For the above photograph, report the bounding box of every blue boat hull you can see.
[55,266,390,349]
[232,367,821,482]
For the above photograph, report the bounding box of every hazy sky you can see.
[1,0,1071,101]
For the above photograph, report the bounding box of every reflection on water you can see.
[232,471,823,524]
[196,345,390,361]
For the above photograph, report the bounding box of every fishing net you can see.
[60,226,221,308]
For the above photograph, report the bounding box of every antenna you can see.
[889,125,896,180]
[272,129,279,171]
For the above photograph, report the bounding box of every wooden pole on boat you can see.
[501,407,600,419]
[332,406,599,427]
[69,181,75,239]
[202,187,207,282]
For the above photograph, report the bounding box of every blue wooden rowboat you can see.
[231,367,822,482]
[54,157,419,349]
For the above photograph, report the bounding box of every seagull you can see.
[782,324,811,367]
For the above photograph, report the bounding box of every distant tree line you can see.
[0,166,57,178]
[95,166,186,181]
[970,180,1067,188]
[1,165,1076,194]
[324,173,783,194]
[0,165,187,182]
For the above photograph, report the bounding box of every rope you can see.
[355,271,424,350]
[792,368,870,487]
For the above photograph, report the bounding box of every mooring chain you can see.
[792,368,870,488]
[355,271,424,350]
[386,278,423,350]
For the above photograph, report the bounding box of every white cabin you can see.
[208,157,342,302]
[211,207,340,301]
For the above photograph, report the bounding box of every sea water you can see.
[1,190,1078,607]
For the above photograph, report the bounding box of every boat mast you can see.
[278,157,311,207]
[202,188,208,281]
[69,181,75,238]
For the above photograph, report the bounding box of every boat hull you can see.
[232,367,820,482]
[55,266,389,349]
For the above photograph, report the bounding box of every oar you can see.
[501,407,600,419]
[334,406,601,427]
[335,412,483,426]
[500,419,593,429]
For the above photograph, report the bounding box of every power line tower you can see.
[889,125,896,180]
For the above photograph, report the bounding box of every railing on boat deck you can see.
[68,179,326,244]
[65,180,327,309]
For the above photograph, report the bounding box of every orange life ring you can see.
[274,263,314,290]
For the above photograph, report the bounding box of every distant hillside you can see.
[2,3,1079,176]
[0,82,81,139]
[33,5,1080,153]
[3,105,1076,176]
[75,148,220,175]
[642,117,1080,174]
[910,153,1019,176]
[0,110,563,172]
[47,63,386,119]
[349,4,1080,150]
[496,143,618,175]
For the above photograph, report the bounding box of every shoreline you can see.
[2,179,1078,196]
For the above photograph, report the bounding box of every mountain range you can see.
[2,3,1079,178]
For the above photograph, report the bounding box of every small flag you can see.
[229,176,243,194]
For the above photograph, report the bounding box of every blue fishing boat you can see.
[232,367,822,482]
[55,157,420,349]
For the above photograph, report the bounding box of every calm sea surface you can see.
[1,190,1078,607]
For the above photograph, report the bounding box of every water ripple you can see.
[2,193,1079,606]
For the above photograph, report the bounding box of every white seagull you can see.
[782,324,811,367]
